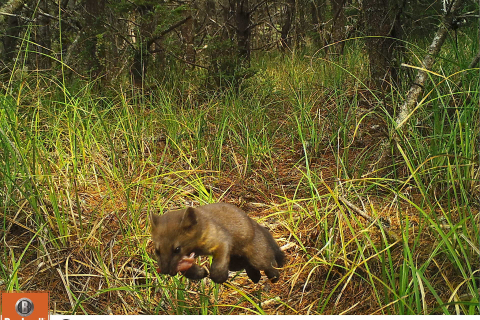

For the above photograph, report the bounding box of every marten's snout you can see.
[157,262,175,276]
[153,249,171,276]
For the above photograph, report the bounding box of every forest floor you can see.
[1,49,479,314]
[3,87,477,315]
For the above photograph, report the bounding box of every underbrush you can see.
[1,40,479,314]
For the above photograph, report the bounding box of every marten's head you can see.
[150,207,200,276]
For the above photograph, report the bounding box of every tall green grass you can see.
[1,30,478,315]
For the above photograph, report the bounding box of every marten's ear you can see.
[181,207,197,229]
[149,212,161,227]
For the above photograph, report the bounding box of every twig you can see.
[38,236,76,310]
[338,196,401,243]
[0,0,27,24]
[0,11,32,22]
[165,50,209,70]
[146,15,192,50]
[454,50,480,88]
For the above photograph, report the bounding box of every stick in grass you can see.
[338,196,401,243]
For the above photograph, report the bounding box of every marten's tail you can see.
[274,245,285,267]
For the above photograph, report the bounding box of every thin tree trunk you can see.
[35,0,51,70]
[236,0,250,65]
[330,0,346,55]
[0,0,28,64]
[374,0,464,176]
[181,5,195,66]
[310,0,326,50]
[295,0,306,47]
[280,0,295,51]
[310,0,321,47]
[363,0,399,91]
[395,0,463,129]
[82,0,106,78]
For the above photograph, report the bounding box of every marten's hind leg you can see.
[245,265,261,283]
[229,255,261,283]
[264,267,280,283]
[245,248,280,283]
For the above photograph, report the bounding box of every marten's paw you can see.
[210,267,229,283]
[265,268,280,283]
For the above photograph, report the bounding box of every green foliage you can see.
[0,18,478,315]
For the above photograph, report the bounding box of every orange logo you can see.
[1,292,49,320]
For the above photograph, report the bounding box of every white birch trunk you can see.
[395,0,464,129]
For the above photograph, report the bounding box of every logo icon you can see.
[15,297,35,317]
[1,291,49,320]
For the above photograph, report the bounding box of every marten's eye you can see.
[173,246,181,254]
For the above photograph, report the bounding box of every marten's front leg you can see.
[210,243,230,283]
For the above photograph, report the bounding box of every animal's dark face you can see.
[150,208,199,276]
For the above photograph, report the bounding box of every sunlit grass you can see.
[1,32,478,315]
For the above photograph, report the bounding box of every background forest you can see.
[1,0,479,315]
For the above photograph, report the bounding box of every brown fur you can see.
[150,203,285,283]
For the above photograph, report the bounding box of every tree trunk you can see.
[235,0,250,66]
[330,0,346,55]
[35,0,51,70]
[310,0,326,49]
[363,0,400,91]
[2,15,20,64]
[396,0,464,128]
[295,0,307,47]
[82,0,106,78]
[0,0,28,66]
[374,0,464,176]
[280,0,295,51]
[181,4,195,66]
